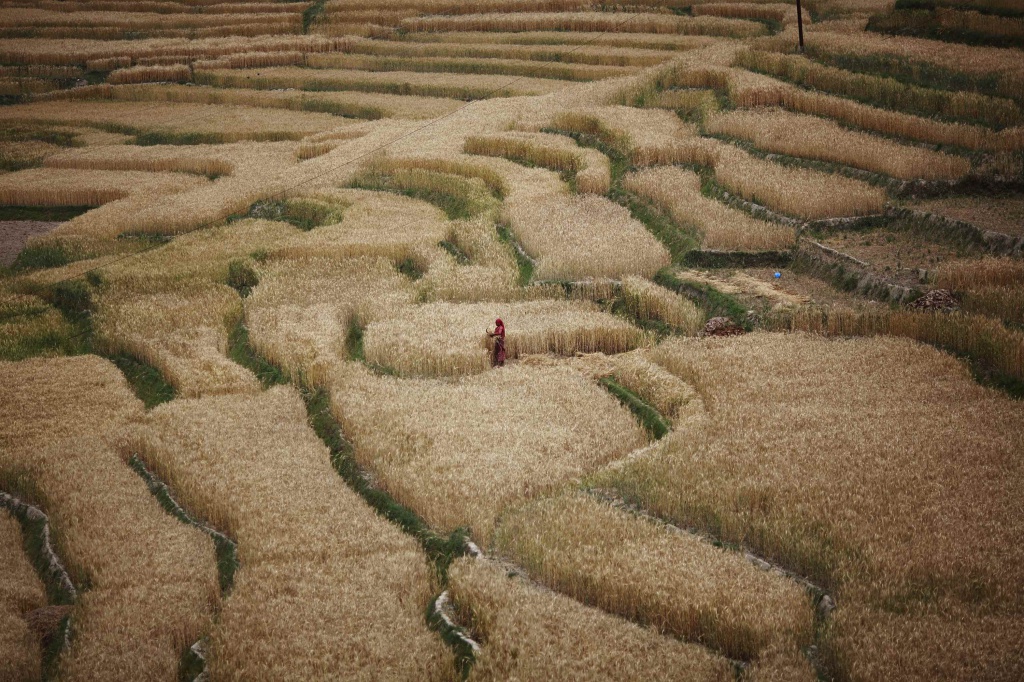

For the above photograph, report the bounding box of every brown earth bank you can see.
[0,220,60,266]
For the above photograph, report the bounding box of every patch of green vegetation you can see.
[397,256,426,280]
[302,0,328,33]
[300,97,385,119]
[11,242,71,271]
[599,377,670,440]
[655,269,750,329]
[345,319,365,361]
[0,205,91,222]
[0,126,82,147]
[117,231,174,246]
[495,221,534,286]
[133,130,224,146]
[228,321,289,388]
[226,259,259,297]
[110,354,176,409]
[425,597,476,679]
[438,239,471,265]
[242,197,346,230]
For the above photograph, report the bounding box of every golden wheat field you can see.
[0,0,1022,680]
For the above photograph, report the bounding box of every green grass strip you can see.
[599,377,670,440]
[228,321,289,388]
[109,354,176,409]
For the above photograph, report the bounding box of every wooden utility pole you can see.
[796,0,805,52]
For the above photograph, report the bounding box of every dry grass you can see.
[403,29,720,51]
[337,36,675,67]
[0,511,46,682]
[246,257,416,385]
[0,35,348,66]
[400,12,768,38]
[621,276,705,333]
[504,190,671,279]
[270,188,451,267]
[448,555,734,681]
[327,361,646,541]
[494,491,815,667]
[728,73,1000,150]
[0,355,219,681]
[609,350,704,423]
[623,167,797,250]
[0,100,341,142]
[93,279,260,398]
[38,82,462,120]
[768,306,1024,381]
[107,63,190,85]
[715,145,887,220]
[127,386,455,680]
[43,152,233,179]
[872,7,1024,44]
[194,66,571,99]
[551,105,701,167]
[362,300,647,377]
[705,107,970,180]
[935,257,1024,289]
[465,132,611,194]
[594,333,1024,680]
[0,167,207,207]
[307,52,634,82]
[736,48,1021,129]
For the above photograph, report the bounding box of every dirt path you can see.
[0,221,61,266]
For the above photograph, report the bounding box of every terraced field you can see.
[1,0,1022,680]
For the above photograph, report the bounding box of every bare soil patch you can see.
[0,220,61,266]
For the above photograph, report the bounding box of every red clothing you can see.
[491,320,506,367]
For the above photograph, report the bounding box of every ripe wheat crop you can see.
[465,132,611,194]
[246,257,416,386]
[934,257,1024,289]
[705,107,970,180]
[0,511,46,682]
[307,53,633,82]
[449,556,734,681]
[362,300,647,377]
[736,49,1021,129]
[714,145,887,219]
[623,167,796,250]
[194,66,570,99]
[593,333,1024,681]
[495,491,815,669]
[609,350,704,423]
[0,166,206,207]
[107,63,190,85]
[93,279,261,398]
[327,362,646,541]
[621,276,705,334]
[504,191,671,280]
[0,355,219,681]
[128,386,455,681]
[400,12,768,38]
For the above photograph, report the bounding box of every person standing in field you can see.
[489,318,506,367]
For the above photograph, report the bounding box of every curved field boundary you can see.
[0,490,76,669]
